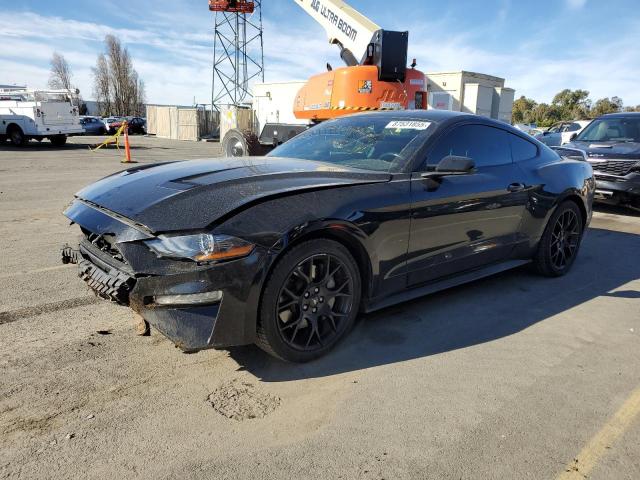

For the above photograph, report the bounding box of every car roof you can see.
[348,109,533,138]
[599,112,640,118]
[350,109,467,122]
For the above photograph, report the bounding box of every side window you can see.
[509,133,537,162]
[427,124,512,168]
[567,123,581,132]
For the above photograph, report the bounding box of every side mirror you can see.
[436,155,475,173]
[422,155,475,178]
[570,133,578,141]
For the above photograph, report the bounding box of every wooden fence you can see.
[146,105,219,141]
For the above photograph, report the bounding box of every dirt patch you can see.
[207,380,280,421]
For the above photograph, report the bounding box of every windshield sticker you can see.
[385,120,431,130]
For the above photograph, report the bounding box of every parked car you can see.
[513,123,538,135]
[79,116,107,135]
[536,121,590,147]
[563,112,640,209]
[527,128,545,138]
[102,117,124,135]
[61,110,594,362]
[125,116,146,134]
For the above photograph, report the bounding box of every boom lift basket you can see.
[208,0,255,13]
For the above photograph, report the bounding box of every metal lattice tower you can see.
[210,0,264,109]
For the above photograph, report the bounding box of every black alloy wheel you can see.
[277,253,354,349]
[534,201,584,277]
[550,208,581,269]
[257,239,361,362]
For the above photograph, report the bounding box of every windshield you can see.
[34,92,72,103]
[576,117,640,142]
[267,116,436,172]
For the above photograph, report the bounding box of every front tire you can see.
[49,135,67,146]
[534,200,584,277]
[256,239,362,362]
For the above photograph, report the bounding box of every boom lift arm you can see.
[294,0,409,82]
[294,0,381,66]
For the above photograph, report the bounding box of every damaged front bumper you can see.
[62,200,269,352]
[593,172,640,207]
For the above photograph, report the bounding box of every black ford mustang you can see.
[62,110,594,362]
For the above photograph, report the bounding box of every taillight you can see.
[35,108,41,117]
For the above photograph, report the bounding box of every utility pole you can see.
[210,0,265,110]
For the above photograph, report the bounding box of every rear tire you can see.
[256,239,361,362]
[49,135,67,146]
[8,125,26,147]
[534,200,584,277]
[221,128,263,157]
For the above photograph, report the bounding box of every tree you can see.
[531,103,562,128]
[92,35,146,116]
[507,89,634,127]
[591,96,623,117]
[551,89,591,120]
[512,96,537,124]
[92,53,112,116]
[48,52,73,90]
[48,52,83,107]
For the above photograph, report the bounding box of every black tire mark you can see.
[0,297,101,325]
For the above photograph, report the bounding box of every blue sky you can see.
[1,0,639,107]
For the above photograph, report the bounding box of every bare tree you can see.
[136,78,146,116]
[92,53,112,116]
[91,35,146,117]
[48,52,73,90]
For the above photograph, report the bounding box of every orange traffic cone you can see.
[121,122,136,163]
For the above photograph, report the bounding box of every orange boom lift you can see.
[210,0,427,121]
[292,0,427,121]
[210,0,428,156]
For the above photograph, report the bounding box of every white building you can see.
[426,71,514,123]
[0,84,27,94]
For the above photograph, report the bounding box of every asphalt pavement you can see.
[0,135,638,479]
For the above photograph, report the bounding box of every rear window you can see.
[509,134,537,162]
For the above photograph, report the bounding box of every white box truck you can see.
[0,89,84,146]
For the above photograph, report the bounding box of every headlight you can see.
[145,234,254,262]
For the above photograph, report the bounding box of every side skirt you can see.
[364,259,531,313]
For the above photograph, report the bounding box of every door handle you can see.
[507,183,526,192]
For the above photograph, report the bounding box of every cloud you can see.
[405,14,640,105]
[566,0,588,8]
[1,2,639,109]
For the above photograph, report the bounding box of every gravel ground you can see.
[0,135,638,479]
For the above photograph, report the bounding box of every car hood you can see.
[565,140,640,159]
[71,157,391,233]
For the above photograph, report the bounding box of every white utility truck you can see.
[0,89,84,146]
